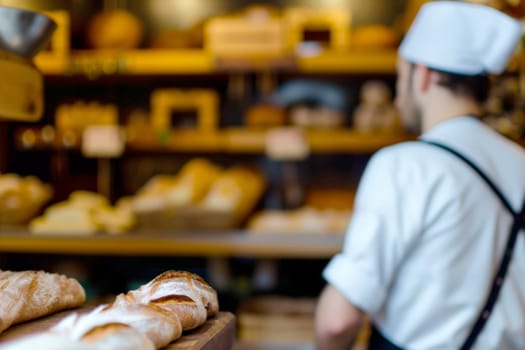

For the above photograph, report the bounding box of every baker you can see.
[315,1,525,349]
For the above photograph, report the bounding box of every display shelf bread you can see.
[248,207,351,234]
[132,158,266,231]
[29,191,135,235]
[0,174,53,227]
[0,270,220,350]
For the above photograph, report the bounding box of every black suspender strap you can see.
[368,325,405,350]
[422,140,525,350]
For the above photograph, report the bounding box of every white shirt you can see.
[323,117,525,349]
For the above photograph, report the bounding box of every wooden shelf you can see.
[16,127,415,154]
[0,229,342,259]
[34,49,398,76]
[297,50,398,74]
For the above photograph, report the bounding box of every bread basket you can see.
[0,175,53,227]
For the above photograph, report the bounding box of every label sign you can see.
[265,127,309,161]
[82,125,125,158]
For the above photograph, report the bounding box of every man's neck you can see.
[422,90,483,132]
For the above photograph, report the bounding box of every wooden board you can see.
[0,308,235,350]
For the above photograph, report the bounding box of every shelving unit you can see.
[4,35,403,322]
[15,127,414,154]
[0,229,342,259]
[34,49,398,76]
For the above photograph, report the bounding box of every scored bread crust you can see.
[112,270,218,330]
[149,271,219,317]
[0,270,86,334]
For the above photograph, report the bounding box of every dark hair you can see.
[433,69,490,103]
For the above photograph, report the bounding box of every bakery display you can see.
[29,191,135,235]
[133,158,222,212]
[0,174,53,226]
[0,270,86,334]
[0,271,219,350]
[132,158,266,230]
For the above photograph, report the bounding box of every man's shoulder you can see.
[372,140,437,165]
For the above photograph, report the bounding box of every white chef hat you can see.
[399,1,524,75]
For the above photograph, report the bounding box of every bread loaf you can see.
[0,270,86,334]
[113,270,218,330]
[165,158,223,207]
[0,270,218,349]
[52,303,182,348]
[202,167,265,218]
[81,323,156,350]
[52,310,157,350]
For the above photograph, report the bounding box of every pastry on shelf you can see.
[166,158,223,207]
[0,173,53,226]
[132,158,222,213]
[150,20,204,49]
[202,166,266,219]
[86,9,144,50]
[247,207,351,235]
[55,101,118,134]
[131,159,266,230]
[29,191,135,235]
[353,80,402,133]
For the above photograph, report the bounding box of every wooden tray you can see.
[135,206,241,231]
[0,308,235,350]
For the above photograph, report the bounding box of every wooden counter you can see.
[0,309,235,350]
[0,229,343,259]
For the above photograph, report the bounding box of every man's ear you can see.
[414,64,435,92]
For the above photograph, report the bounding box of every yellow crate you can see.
[150,89,218,133]
[34,11,69,68]
[204,16,287,57]
[284,7,351,51]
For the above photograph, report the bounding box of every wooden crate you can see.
[205,17,287,57]
[135,205,241,231]
[151,89,219,133]
[237,296,316,343]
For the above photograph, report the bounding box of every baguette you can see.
[80,323,156,350]
[112,270,218,330]
[0,270,86,334]
[52,303,181,349]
